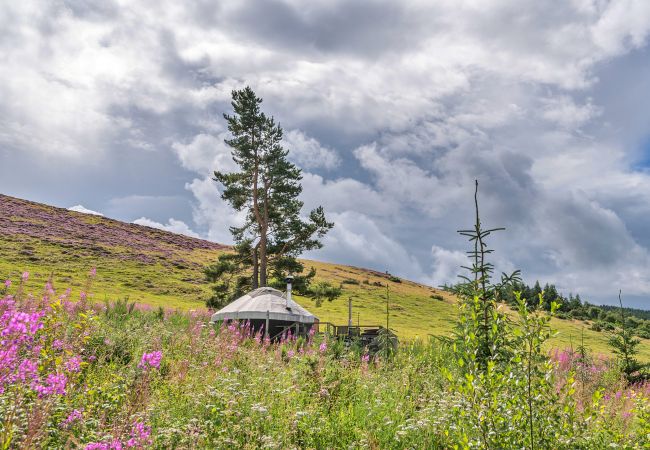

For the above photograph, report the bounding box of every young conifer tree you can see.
[609,290,645,383]
[456,180,521,367]
[205,87,334,308]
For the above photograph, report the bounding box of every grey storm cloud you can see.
[2,0,650,307]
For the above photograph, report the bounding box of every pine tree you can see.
[205,87,334,308]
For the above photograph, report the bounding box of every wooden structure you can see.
[315,322,398,352]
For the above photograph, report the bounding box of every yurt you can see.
[209,279,317,340]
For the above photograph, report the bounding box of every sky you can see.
[2,0,650,308]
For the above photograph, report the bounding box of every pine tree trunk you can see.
[250,128,266,287]
[251,246,259,289]
[260,177,272,287]
[259,232,267,286]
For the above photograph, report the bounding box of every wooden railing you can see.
[315,322,386,337]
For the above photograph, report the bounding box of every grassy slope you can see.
[1,193,649,360]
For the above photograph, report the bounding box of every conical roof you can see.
[209,287,318,324]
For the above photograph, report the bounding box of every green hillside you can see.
[1,193,649,360]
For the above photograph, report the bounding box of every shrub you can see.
[387,275,401,283]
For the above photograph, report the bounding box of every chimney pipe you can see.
[285,276,294,307]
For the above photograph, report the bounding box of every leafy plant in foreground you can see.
[445,180,588,449]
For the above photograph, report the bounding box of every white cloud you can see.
[540,96,601,128]
[4,0,650,306]
[171,132,238,176]
[430,245,467,287]
[300,173,394,217]
[308,211,425,280]
[68,205,103,216]
[284,129,340,170]
[133,217,200,238]
[184,176,246,244]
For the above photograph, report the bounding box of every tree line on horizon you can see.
[446,278,650,339]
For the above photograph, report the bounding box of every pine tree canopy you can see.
[205,87,336,309]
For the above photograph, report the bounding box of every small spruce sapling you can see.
[608,290,645,383]
[455,180,521,368]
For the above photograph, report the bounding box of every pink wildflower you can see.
[319,342,327,353]
[362,353,370,363]
[287,350,295,359]
[21,272,29,282]
[138,351,162,370]
[59,288,71,301]
[65,356,82,373]
[80,291,87,301]
[2,310,45,337]
[17,359,38,382]
[3,280,10,288]
[63,409,83,427]
[33,373,67,397]
[85,440,123,450]
[89,267,97,277]
[132,421,152,443]
[85,444,108,450]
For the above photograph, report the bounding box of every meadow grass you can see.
[1,278,648,449]
[2,236,650,361]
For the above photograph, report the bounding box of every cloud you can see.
[540,96,601,128]
[133,217,200,238]
[430,245,467,287]
[68,205,103,216]
[300,173,394,217]
[284,129,340,170]
[105,195,194,225]
[184,176,246,244]
[4,0,650,307]
[171,132,238,176]
[307,211,425,280]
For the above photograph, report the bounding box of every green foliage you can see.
[306,281,342,307]
[444,180,627,448]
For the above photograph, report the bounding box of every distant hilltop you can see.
[0,194,226,264]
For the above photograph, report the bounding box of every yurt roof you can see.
[209,287,318,324]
